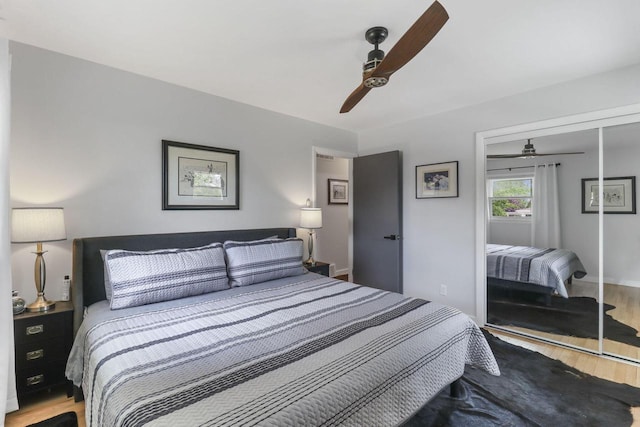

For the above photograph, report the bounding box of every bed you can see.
[66,227,499,426]
[486,244,587,298]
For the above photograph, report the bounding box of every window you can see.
[488,177,533,219]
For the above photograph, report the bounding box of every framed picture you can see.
[328,179,349,204]
[162,140,239,210]
[581,176,636,214]
[416,161,459,199]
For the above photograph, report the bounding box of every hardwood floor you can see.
[4,385,85,427]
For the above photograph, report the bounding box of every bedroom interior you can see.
[3,0,640,426]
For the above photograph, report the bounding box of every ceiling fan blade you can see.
[487,151,586,159]
[530,152,586,156]
[486,154,522,159]
[340,82,372,113]
[372,0,449,79]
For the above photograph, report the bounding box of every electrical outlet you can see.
[440,284,447,296]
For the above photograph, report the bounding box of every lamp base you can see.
[304,258,316,267]
[26,295,56,312]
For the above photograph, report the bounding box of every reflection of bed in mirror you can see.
[486,244,587,300]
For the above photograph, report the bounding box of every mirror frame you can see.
[475,103,640,355]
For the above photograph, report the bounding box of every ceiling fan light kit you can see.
[340,0,449,113]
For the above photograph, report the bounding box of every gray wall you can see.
[358,63,640,317]
[9,42,358,302]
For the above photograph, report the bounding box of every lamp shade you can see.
[11,207,67,243]
[300,207,322,229]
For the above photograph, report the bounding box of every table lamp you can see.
[300,203,322,266]
[11,207,66,312]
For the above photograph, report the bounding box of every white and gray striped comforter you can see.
[486,244,587,297]
[67,273,499,427]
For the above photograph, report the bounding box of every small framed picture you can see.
[581,176,636,214]
[162,140,240,210]
[328,179,349,204]
[416,161,459,199]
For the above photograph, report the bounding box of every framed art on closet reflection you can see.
[416,161,459,199]
[162,140,240,210]
[581,176,636,214]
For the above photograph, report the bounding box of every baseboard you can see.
[331,266,349,277]
[6,396,19,413]
[580,274,640,288]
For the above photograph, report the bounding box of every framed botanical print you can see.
[162,140,240,210]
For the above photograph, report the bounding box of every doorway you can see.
[312,147,356,279]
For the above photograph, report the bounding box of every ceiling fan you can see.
[486,139,585,159]
[340,0,449,113]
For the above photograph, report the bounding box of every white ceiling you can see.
[1,0,640,132]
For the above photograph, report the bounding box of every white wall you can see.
[314,156,349,275]
[358,62,640,317]
[9,42,358,302]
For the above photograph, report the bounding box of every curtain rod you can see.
[487,162,561,172]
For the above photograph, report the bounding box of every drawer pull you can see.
[26,324,44,336]
[26,374,44,386]
[26,349,44,360]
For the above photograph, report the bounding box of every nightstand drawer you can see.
[15,361,67,395]
[14,312,67,344]
[14,337,68,370]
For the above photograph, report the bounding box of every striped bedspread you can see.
[67,274,499,427]
[486,244,587,297]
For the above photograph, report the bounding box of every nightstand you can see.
[13,301,74,403]
[305,261,330,277]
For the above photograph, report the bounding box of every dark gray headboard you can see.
[71,227,296,334]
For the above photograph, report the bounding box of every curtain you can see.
[531,163,561,248]
[1,38,18,414]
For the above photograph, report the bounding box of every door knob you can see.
[383,234,400,240]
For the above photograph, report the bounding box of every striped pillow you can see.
[105,243,229,309]
[224,238,305,287]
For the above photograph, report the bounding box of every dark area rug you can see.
[407,331,640,426]
[487,288,640,347]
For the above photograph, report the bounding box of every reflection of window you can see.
[488,177,533,219]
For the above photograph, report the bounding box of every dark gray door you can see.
[353,151,402,292]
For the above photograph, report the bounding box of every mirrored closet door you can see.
[478,104,640,362]
[602,122,640,362]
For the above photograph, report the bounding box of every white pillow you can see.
[104,243,229,309]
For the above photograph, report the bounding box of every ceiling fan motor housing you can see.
[364,48,385,71]
[522,141,536,156]
[362,26,389,87]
